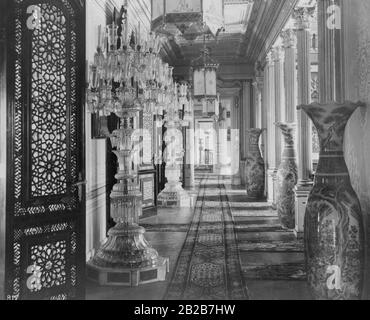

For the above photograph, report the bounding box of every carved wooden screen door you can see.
[5,0,86,300]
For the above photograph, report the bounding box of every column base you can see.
[272,174,278,210]
[215,164,231,175]
[86,223,169,286]
[87,257,169,287]
[294,230,304,239]
[232,173,241,186]
[294,182,313,238]
[184,164,195,188]
[157,183,191,207]
[240,160,246,185]
[267,168,277,208]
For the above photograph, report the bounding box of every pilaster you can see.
[318,0,344,103]
[231,97,241,185]
[266,51,277,205]
[293,6,315,237]
[281,28,298,123]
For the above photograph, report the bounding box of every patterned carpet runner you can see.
[164,175,249,300]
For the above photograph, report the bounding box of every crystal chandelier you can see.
[86,8,175,286]
[87,20,172,118]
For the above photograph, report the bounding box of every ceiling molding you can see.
[218,87,242,97]
[224,0,254,4]
[158,0,299,72]
[254,0,299,64]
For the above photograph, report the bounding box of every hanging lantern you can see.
[151,0,225,41]
[191,39,219,116]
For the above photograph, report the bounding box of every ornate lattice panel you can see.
[6,0,85,300]
[30,4,69,197]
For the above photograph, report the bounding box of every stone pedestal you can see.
[272,172,278,210]
[240,160,246,186]
[158,165,191,207]
[267,168,276,205]
[294,184,312,239]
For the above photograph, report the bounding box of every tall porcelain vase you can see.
[245,129,265,200]
[275,122,298,229]
[299,101,365,300]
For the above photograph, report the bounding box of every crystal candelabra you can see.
[87,102,169,286]
[157,83,192,208]
[86,13,171,286]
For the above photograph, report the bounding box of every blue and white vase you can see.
[245,129,265,200]
[298,101,365,300]
[275,122,298,229]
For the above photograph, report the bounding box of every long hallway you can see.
[2,0,370,302]
[86,174,311,300]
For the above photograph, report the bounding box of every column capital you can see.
[253,76,264,91]
[255,61,264,76]
[272,45,284,62]
[293,6,315,30]
[266,51,274,66]
[281,28,297,49]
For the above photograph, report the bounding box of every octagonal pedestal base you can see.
[87,257,169,287]
[157,184,191,208]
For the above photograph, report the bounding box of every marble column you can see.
[217,116,229,175]
[293,7,314,238]
[261,63,268,197]
[281,28,298,123]
[272,45,285,208]
[266,51,276,205]
[318,0,344,103]
[184,113,195,188]
[240,81,252,184]
[239,89,245,185]
[243,81,252,156]
[231,97,241,185]
[252,71,264,130]
[212,127,218,168]
[252,74,264,182]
